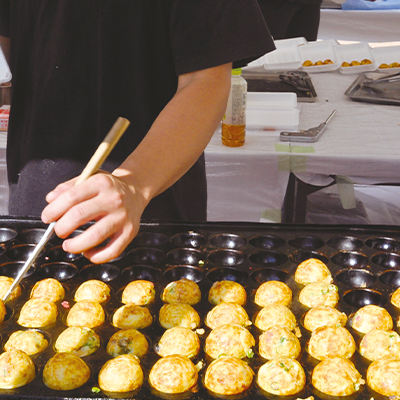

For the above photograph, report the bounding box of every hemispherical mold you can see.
[127,247,165,265]
[36,262,78,281]
[327,236,363,251]
[164,265,205,283]
[79,263,120,282]
[130,232,169,248]
[288,236,324,250]
[206,266,248,285]
[250,268,289,284]
[6,244,46,262]
[46,245,83,263]
[331,251,368,269]
[209,233,246,249]
[166,248,205,267]
[290,250,328,265]
[17,228,54,245]
[0,261,35,279]
[248,234,285,250]
[249,250,288,267]
[121,265,162,283]
[336,269,376,288]
[343,289,386,308]
[366,237,400,253]
[0,228,17,246]
[207,249,246,266]
[170,232,206,249]
[379,270,400,287]
[372,252,400,270]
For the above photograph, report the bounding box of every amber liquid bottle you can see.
[221,68,247,147]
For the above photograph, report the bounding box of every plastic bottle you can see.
[221,68,247,147]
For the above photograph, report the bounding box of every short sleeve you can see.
[0,0,10,37]
[169,0,275,75]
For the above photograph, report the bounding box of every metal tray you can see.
[345,72,400,106]
[0,217,400,400]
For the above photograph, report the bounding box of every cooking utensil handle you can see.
[2,116,130,303]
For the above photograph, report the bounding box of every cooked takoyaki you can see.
[106,328,149,358]
[158,303,200,329]
[205,302,251,329]
[161,279,201,305]
[74,279,111,303]
[303,305,347,331]
[259,326,301,360]
[351,304,393,334]
[122,280,156,305]
[156,327,200,358]
[55,327,100,357]
[366,356,400,396]
[0,350,36,389]
[5,330,48,355]
[18,298,58,328]
[112,304,153,330]
[298,282,339,308]
[294,258,332,285]
[254,280,292,307]
[359,329,400,361]
[66,300,105,329]
[30,278,65,302]
[208,280,247,306]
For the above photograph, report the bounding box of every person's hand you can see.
[41,171,145,264]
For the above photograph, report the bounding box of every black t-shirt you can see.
[0,0,275,220]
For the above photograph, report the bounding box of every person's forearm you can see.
[113,62,232,207]
[0,36,10,64]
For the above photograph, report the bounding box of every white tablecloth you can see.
[205,71,400,223]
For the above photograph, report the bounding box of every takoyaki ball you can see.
[43,352,91,391]
[55,327,100,357]
[98,354,144,393]
[18,298,58,328]
[367,356,400,396]
[303,305,347,331]
[161,279,201,305]
[307,326,356,360]
[156,327,200,358]
[298,282,339,308]
[0,350,36,389]
[5,330,48,355]
[391,287,400,308]
[351,304,393,334]
[295,258,333,285]
[205,302,251,329]
[359,329,400,361]
[205,323,255,359]
[254,280,292,307]
[74,279,110,304]
[312,357,364,396]
[208,280,247,306]
[204,356,254,395]
[259,326,301,360]
[257,357,305,396]
[66,300,105,329]
[107,329,149,358]
[30,278,65,302]
[149,355,198,394]
[122,280,156,305]
[158,303,200,330]
[112,304,152,330]
[254,304,297,332]
[0,276,22,301]
[0,299,5,324]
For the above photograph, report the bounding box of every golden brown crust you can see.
[312,357,364,396]
[18,298,58,328]
[0,276,22,301]
[156,327,200,358]
[351,305,393,334]
[367,356,400,396]
[254,304,297,332]
[259,326,301,360]
[43,353,91,391]
[205,302,250,329]
[205,323,255,359]
[66,300,105,329]
[204,356,254,395]
[106,329,149,358]
[307,326,355,360]
[5,330,48,355]
[112,304,152,329]
[208,280,247,306]
[295,259,332,285]
[0,299,6,324]
[161,279,201,305]
[257,357,306,396]
[390,287,400,308]
[122,280,156,305]
[149,355,198,394]
[30,278,65,302]
[74,279,111,303]
[360,329,400,361]
[158,303,200,329]
[254,280,292,307]
[298,282,339,308]
[98,354,144,393]
[0,350,36,389]
[303,306,347,331]
[55,327,100,357]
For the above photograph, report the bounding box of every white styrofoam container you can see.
[246,108,300,132]
[274,37,308,49]
[0,47,11,84]
[371,45,400,74]
[334,42,376,75]
[299,40,338,73]
[247,92,297,109]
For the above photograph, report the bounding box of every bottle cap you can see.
[231,68,242,75]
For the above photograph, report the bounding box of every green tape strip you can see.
[260,209,281,223]
[336,175,356,209]
[276,144,314,172]
[275,144,291,152]
[291,155,308,173]
[292,146,315,154]
[278,154,291,172]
